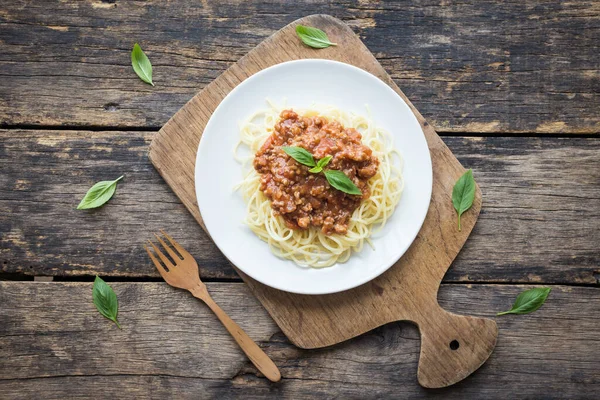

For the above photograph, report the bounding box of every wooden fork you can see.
[145,230,281,382]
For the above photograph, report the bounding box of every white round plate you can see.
[195,59,432,295]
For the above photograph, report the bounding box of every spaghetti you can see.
[234,101,404,268]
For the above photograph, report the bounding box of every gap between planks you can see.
[9,276,599,289]
[1,125,599,138]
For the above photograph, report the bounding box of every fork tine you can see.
[160,230,190,258]
[147,240,175,270]
[154,233,181,262]
[145,244,169,279]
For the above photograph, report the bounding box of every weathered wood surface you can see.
[2,130,598,284]
[1,1,598,133]
[0,282,597,398]
[0,1,598,397]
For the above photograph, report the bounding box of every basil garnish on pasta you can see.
[324,170,362,195]
[282,146,316,167]
[309,155,332,173]
[283,146,361,195]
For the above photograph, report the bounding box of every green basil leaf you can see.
[77,176,123,210]
[92,276,121,329]
[309,156,333,173]
[282,146,316,167]
[324,170,362,195]
[317,155,333,168]
[452,169,476,231]
[497,287,551,316]
[295,25,337,49]
[131,43,154,86]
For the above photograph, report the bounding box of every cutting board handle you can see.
[414,303,498,388]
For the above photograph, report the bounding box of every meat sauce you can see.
[253,110,379,235]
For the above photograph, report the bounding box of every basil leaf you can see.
[324,170,362,195]
[282,146,316,167]
[452,169,476,231]
[131,43,154,86]
[309,156,333,173]
[317,155,332,168]
[295,25,337,49]
[92,276,121,329]
[77,176,123,210]
[497,287,551,316]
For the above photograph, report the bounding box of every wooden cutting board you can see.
[149,14,497,388]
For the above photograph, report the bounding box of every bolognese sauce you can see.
[253,110,379,235]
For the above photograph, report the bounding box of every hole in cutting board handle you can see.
[417,312,497,387]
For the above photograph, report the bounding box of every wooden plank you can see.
[0,1,598,133]
[33,276,53,282]
[0,282,597,398]
[1,130,598,284]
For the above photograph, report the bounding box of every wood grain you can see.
[150,14,496,388]
[0,0,598,133]
[0,1,597,397]
[0,282,597,399]
[2,131,599,285]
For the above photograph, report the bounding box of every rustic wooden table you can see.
[1,1,598,399]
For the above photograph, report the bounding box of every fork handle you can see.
[193,290,281,382]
